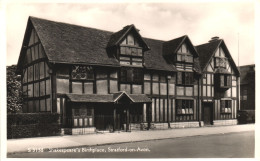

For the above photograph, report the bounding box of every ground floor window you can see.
[220,100,232,114]
[176,99,194,115]
[72,107,94,127]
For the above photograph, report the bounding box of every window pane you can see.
[96,80,108,94]
[40,99,45,111]
[46,79,51,95]
[131,48,138,56]
[31,47,35,61]
[220,75,224,86]
[74,119,78,127]
[28,84,33,97]
[39,45,43,58]
[153,74,159,81]
[28,101,34,112]
[39,62,45,79]
[28,66,33,82]
[110,71,117,78]
[71,82,82,94]
[40,81,45,96]
[23,68,28,83]
[34,82,39,97]
[96,71,107,79]
[127,69,133,82]
[126,47,131,55]
[34,100,39,112]
[186,55,193,63]
[46,98,51,112]
[120,61,131,65]
[177,72,182,84]
[45,63,49,77]
[34,44,39,60]
[84,82,93,94]
[89,118,93,126]
[34,64,39,81]
[137,49,142,56]
[144,74,151,80]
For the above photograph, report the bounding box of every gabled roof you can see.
[162,35,199,57]
[143,38,177,72]
[107,24,150,51]
[196,39,240,76]
[17,17,177,73]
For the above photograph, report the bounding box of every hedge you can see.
[7,113,61,139]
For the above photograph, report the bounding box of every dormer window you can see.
[175,43,193,63]
[119,33,143,67]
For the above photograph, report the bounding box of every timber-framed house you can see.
[16,17,240,134]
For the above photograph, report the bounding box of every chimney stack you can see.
[209,36,220,42]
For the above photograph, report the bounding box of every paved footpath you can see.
[7,124,254,154]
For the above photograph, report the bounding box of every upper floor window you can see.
[220,74,231,88]
[120,67,143,84]
[119,33,143,67]
[215,57,227,68]
[214,47,227,68]
[176,43,193,63]
[71,65,94,80]
[177,72,194,86]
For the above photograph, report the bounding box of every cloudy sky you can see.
[4,1,255,66]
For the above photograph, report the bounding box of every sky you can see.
[3,1,256,66]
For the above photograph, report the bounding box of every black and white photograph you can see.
[1,0,258,160]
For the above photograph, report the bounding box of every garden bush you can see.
[7,113,61,139]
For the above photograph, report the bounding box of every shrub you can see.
[7,113,61,139]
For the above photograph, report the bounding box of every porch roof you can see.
[66,92,151,103]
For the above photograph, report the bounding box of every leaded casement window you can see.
[214,47,227,69]
[215,57,227,68]
[220,100,232,114]
[119,33,143,66]
[176,99,194,115]
[175,43,194,71]
[71,65,94,80]
[70,65,95,94]
[72,107,94,127]
[220,74,231,88]
[120,67,143,84]
[176,72,194,86]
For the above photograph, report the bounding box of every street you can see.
[8,131,254,158]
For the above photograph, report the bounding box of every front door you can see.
[203,103,213,125]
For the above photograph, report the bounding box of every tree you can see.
[7,65,23,113]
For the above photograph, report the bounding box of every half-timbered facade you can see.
[196,37,240,126]
[16,17,240,134]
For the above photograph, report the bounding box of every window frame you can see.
[176,99,194,115]
[176,72,194,86]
